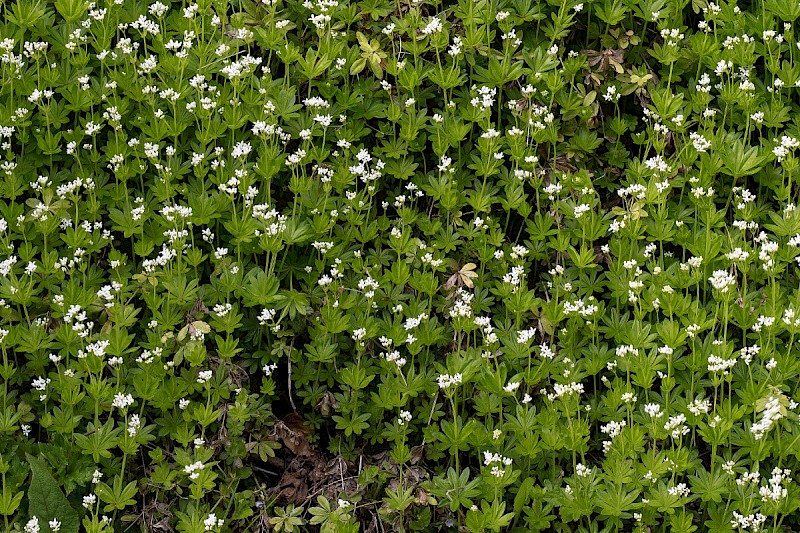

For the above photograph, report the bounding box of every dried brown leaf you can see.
[271,414,312,457]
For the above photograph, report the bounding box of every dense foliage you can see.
[4,0,800,531]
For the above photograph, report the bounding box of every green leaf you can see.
[513,477,536,515]
[0,489,23,516]
[74,420,121,462]
[95,476,138,512]
[689,468,727,503]
[274,290,310,320]
[53,0,89,23]
[596,484,640,519]
[719,137,767,177]
[239,267,280,307]
[25,454,79,533]
[332,410,371,436]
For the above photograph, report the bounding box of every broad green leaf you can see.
[26,454,79,533]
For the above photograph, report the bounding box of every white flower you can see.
[690,132,711,152]
[688,398,711,416]
[483,451,513,466]
[603,85,619,102]
[258,308,277,325]
[491,465,505,477]
[575,463,590,477]
[437,373,463,389]
[184,461,205,480]
[758,467,790,503]
[573,203,591,218]
[421,16,442,35]
[516,326,537,344]
[24,517,40,533]
[708,353,737,373]
[112,393,134,410]
[687,256,703,268]
[82,494,97,509]
[664,414,689,439]
[149,1,169,16]
[621,392,637,403]
[31,376,51,391]
[231,140,252,158]
[204,513,224,530]
[398,410,412,425]
[708,270,736,292]
[668,483,691,497]
[128,414,142,436]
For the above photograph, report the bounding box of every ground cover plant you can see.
[6,0,800,531]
